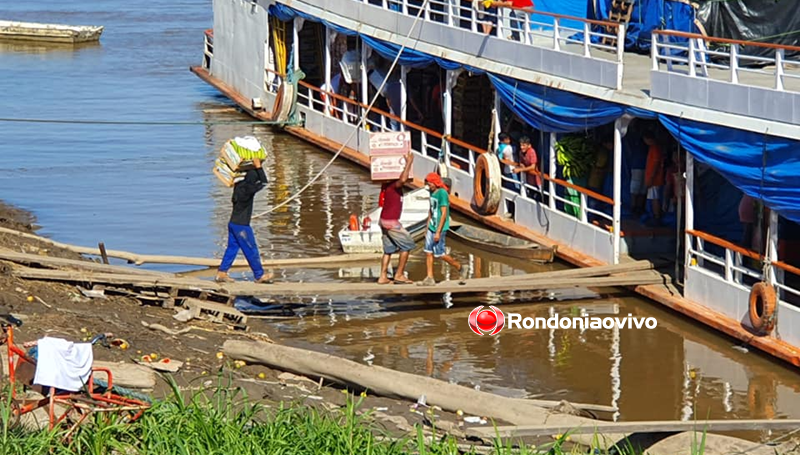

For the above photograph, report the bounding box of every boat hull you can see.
[448,224,556,263]
[0,21,103,44]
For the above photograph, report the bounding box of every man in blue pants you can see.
[215,157,273,284]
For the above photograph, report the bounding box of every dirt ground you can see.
[0,200,504,448]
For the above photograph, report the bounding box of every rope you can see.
[0,117,282,126]
[252,0,431,220]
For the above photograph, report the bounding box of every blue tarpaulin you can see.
[586,0,697,52]
[268,4,800,225]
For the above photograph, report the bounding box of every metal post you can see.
[553,18,560,51]
[612,118,622,264]
[493,90,502,150]
[324,28,332,116]
[767,210,779,285]
[730,44,739,84]
[443,69,458,165]
[292,18,301,72]
[583,22,591,57]
[549,132,557,210]
[361,43,368,121]
[775,49,785,91]
[651,32,659,71]
[687,38,696,77]
[684,153,695,284]
[400,65,408,130]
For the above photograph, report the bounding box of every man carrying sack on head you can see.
[215,156,273,284]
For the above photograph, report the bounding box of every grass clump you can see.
[0,375,720,455]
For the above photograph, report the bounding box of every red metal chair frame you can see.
[2,324,150,436]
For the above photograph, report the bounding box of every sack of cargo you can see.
[213,158,245,187]
[220,136,267,171]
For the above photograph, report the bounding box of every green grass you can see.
[0,376,727,455]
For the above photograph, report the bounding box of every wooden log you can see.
[466,419,800,438]
[11,266,664,297]
[98,242,109,265]
[465,260,654,285]
[0,226,380,268]
[222,340,614,424]
[92,361,157,389]
[0,249,171,276]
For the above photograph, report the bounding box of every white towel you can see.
[33,337,93,392]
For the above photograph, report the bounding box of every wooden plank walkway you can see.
[11,266,664,297]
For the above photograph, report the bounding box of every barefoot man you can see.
[378,152,415,284]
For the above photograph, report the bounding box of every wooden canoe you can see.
[0,21,103,44]
[448,223,556,262]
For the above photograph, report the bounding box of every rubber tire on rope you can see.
[473,153,501,215]
[749,281,777,335]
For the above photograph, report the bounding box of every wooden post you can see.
[98,242,109,265]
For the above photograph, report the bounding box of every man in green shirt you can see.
[420,173,469,286]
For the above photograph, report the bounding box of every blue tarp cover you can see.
[269,4,800,225]
[587,0,697,52]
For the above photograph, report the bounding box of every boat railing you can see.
[203,29,214,70]
[652,30,800,93]
[686,229,800,304]
[293,77,615,234]
[363,0,626,87]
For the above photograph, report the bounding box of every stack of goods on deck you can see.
[368,131,412,181]
[213,136,267,187]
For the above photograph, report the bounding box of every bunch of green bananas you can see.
[556,135,594,180]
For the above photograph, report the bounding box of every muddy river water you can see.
[2,0,800,441]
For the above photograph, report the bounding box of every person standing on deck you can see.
[513,135,542,200]
[419,173,469,286]
[484,0,534,42]
[378,153,416,285]
[498,133,521,192]
[643,130,665,226]
[215,158,273,284]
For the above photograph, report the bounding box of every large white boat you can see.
[191,0,800,369]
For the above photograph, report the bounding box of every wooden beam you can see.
[467,419,800,438]
[11,266,664,297]
[0,249,171,277]
[0,226,380,268]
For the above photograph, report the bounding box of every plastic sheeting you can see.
[586,0,697,53]
[695,0,800,62]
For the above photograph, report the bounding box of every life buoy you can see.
[749,282,777,334]
[473,153,501,215]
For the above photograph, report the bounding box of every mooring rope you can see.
[251,0,432,219]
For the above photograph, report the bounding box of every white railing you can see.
[686,229,800,306]
[652,30,800,92]
[360,0,626,84]
[293,77,615,233]
[203,29,213,70]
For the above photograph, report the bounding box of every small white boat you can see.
[0,20,103,44]
[338,187,430,254]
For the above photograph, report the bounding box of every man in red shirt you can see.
[512,136,542,200]
[485,0,534,41]
[378,153,416,284]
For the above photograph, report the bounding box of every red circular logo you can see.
[468,306,505,336]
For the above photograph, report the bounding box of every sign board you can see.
[370,155,412,181]
[369,131,410,156]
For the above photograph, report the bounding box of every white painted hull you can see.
[338,187,430,254]
[0,20,103,43]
